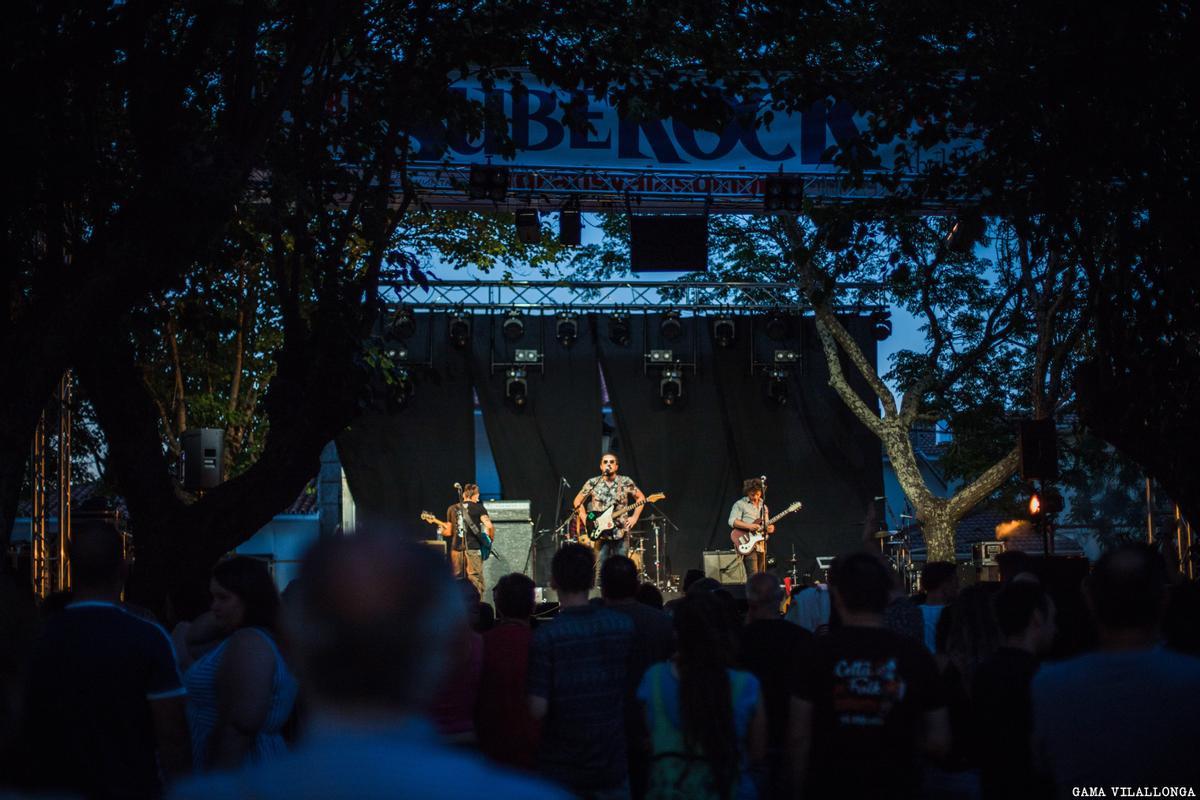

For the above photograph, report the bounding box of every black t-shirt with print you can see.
[445,500,489,551]
[794,624,944,799]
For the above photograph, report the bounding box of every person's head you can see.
[994,579,1056,653]
[69,520,125,593]
[462,483,480,501]
[599,452,619,475]
[742,478,764,501]
[921,561,960,604]
[682,568,705,593]
[1086,543,1168,635]
[551,543,595,594]
[686,576,721,596]
[210,556,281,634]
[600,555,639,601]
[635,582,664,610]
[829,551,891,617]
[745,572,783,619]
[493,573,536,621]
[287,532,463,712]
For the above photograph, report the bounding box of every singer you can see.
[571,452,645,576]
[728,477,773,575]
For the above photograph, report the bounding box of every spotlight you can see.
[763,174,804,213]
[448,309,471,349]
[505,367,528,408]
[946,212,985,253]
[609,311,631,346]
[764,311,789,341]
[659,367,683,407]
[712,315,736,348]
[387,306,416,340]
[871,310,893,341]
[556,311,578,347]
[559,207,581,246]
[515,208,541,244]
[766,368,789,406]
[1029,487,1063,517]
[660,310,683,341]
[468,164,509,201]
[501,309,525,341]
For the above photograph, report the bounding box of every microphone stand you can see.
[647,506,680,589]
[552,478,567,550]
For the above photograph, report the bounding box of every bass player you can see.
[729,477,774,575]
[440,482,494,596]
[572,452,645,575]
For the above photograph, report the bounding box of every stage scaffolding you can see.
[377,277,884,313]
[30,371,72,599]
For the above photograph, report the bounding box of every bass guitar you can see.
[421,510,493,561]
[730,501,803,555]
[585,492,666,541]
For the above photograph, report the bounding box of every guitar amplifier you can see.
[703,550,746,585]
[481,500,533,596]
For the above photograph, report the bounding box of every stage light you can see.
[946,212,985,253]
[505,368,528,408]
[871,310,893,341]
[515,208,541,244]
[766,368,789,406]
[1029,488,1063,517]
[559,207,581,246]
[660,310,683,341]
[556,311,578,347]
[712,315,735,348]
[468,165,509,201]
[773,349,799,364]
[502,309,525,341]
[764,311,789,341]
[448,309,471,349]
[609,311,631,346]
[648,349,674,363]
[514,349,540,363]
[659,367,683,407]
[763,175,804,213]
[387,306,417,340]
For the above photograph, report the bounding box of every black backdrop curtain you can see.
[471,312,601,584]
[711,315,883,575]
[337,312,474,538]
[595,313,738,577]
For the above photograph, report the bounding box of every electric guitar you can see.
[421,510,493,561]
[730,501,803,555]
[585,492,666,541]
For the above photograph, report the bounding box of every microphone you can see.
[561,476,572,489]
[453,482,462,492]
[760,475,767,483]
[874,496,886,501]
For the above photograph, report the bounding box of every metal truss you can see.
[402,163,910,213]
[378,278,884,313]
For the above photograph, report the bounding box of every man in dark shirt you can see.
[794,552,950,800]
[973,578,1055,800]
[19,521,191,799]
[739,572,814,799]
[601,555,674,800]
[478,572,541,770]
[441,483,494,596]
[529,543,634,799]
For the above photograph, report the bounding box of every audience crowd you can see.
[1,520,1198,799]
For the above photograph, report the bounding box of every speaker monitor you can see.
[180,428,224,490]
[629,215,708,272]
[481,500,534,597]
[1019,418,1058,481]
[703,550,746,585]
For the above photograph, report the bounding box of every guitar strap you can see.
[459,502,483,541]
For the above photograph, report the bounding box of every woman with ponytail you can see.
[636,591,766,800]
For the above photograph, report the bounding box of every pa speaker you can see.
[1019,418,1058,481]
[703,550,746,585]
[630,215,708,272]
[180,428,224,490]
[481,500,533,597]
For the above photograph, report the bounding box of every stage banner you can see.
[406,74,965,176]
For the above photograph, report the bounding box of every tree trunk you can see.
[919,505,957,562]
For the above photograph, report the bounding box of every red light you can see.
[1029,494,1042,515]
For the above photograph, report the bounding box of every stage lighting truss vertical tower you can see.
[491,309,544,407]
[30,371,72,599]
[642,311,698,407]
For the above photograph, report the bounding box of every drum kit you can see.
[558,509,674,588]
[875,524,920,593]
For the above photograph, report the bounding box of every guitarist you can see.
[729,477,774,576]
[571,452,646,574]
[441,483,494,596]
